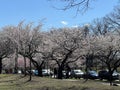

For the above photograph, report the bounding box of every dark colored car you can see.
[98,70,119,80]
[83,70,99,79]
[34,70,38,75]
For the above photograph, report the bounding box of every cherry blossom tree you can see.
[0,31,14,73]
[48,27,85,79]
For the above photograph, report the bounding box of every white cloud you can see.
[84,23,90,27]
[72,25,79,28]
[61,21,68,25]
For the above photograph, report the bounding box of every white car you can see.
[42,69,53,76]
[70,69,84,79]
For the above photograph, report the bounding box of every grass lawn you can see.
[0,74,120,90]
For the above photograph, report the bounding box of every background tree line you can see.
[0,6,120,85]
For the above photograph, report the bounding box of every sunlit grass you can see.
[0,74,120,90]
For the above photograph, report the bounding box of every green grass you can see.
[0,74,120,90]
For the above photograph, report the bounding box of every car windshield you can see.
[74,71,79,73]
[42,71,46,72]
[74,70,82,73]
[89,71,96,74]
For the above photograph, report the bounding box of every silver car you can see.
[70,69,84,79]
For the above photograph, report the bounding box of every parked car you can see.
[70,69,84,79]
[62,70,71,78]
[26,70,34,75]
[62,70,66,78]
[42,69,53,76]
[34,69,53,76]
[18,70,22,74]
[34,70,38,75]
[83,70,99,79]
[98,70,119,80]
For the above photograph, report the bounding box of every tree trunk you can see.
[36,61,45,77]
[0,58,2,74]
[28,59,32,81]
[31,59,44,77]
[37,67,43,77]
[107,66,113,86]
[14,49,18,74]
[24,56,27,76]
[85,54,94,70]
[57,66,63,79]
[109,71,113,86]
[66,64,71,79]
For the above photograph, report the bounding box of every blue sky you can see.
[0,0,119,30]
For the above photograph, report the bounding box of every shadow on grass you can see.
[0,74,30,85]
[83,78,89,83]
